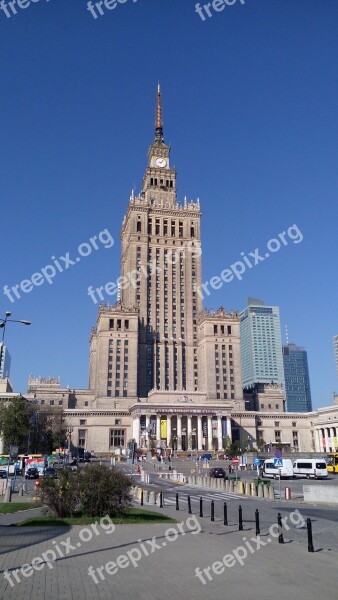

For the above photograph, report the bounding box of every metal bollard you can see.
[278,513,284,544]
[160,492,164,508]
[224,502,228,526]
[239,505,243,531]
[307,518,314,553]
[141,489,144,506]
[199,497,203,518]
[255,508,260,535]
[211,500,215,522]
[176,493,179,511]
[188,495,192,515]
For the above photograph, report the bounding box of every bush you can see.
[39,464,132,518]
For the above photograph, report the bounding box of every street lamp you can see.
[0,311,31,377]
[67,426,74,459]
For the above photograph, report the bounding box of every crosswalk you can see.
[161,485,249,503]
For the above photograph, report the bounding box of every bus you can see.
[326,453,338,474]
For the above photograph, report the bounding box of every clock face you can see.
[155,157,166,168]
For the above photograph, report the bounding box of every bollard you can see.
[278,513,284,544]
[19,486,23,497]
[4,479,12,503]
[285,487,291,500]
[211,500,215,522]
[225,479,230,492]
[176,493,179,511]
[307,518,314,553]
[141,489,144,506]
[199,497,203,518]
[239,505,243,531]
[251,482,257,496]
[245,482,251,495]
[269,485,275,500]
[160,492,164,508]
[143,490,150,503]
[224,502,228,526]
[149,491,156,504]
[255,509,260,535]
[257,484,263,498]
[188,495,192,515]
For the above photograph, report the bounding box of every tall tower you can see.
[240,298,285,389]
[120,86,202,398]
[283,343,312,412]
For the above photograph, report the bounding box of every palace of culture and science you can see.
[23,88,333,455]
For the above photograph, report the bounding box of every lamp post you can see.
[0,311,31,378]
[67,426,74,460]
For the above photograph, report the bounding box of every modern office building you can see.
[334,335,338,377]
[283,343,312,412]
[239,298,285,390]
[0,343,11,380]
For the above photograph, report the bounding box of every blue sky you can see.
[0,0,337,409]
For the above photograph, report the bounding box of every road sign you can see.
[274,449,282,458]
[274,458,283,467]
[232,457,240,465]
[254,458,261,466]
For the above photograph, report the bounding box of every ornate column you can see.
[166,414,171,447]
[330,427,336,451]
[227,416,232,443]
[197,416,203,450]
[324,428,330,452]
[156,415,161,443]
[132,417,140,446]
[217,416,223,451]
[207,416,212,451]
[187,415,192,450]
[145,415,150,448]
[177,415,182,450]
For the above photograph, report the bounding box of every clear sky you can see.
[1,0,337,409]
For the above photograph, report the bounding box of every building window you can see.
[115,419,122,426]
[80,419,87,426]
[110,429,126,447]
[109,319,114,330]
[275,430,281,443]
[78,429,87,448]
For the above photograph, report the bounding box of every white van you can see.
[263,459,294,479]
[292,459,328,479]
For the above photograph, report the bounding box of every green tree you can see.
[0,396,32,451]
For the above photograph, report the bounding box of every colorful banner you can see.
[202,419,208,438]
[333,437,338,448]
[221,419,227,438]
[150,418,156,436]
[140,416,146,432]
[160,419,167,439]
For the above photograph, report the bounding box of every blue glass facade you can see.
[283,343,312,412]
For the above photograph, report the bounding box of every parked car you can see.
[65,461,79,472]
[43,467,58,479]
[200,453,213,461]
[25,467,40,479]
[0,470,7,479]
[210,467,227,479]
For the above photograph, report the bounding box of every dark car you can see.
[25,467,39,479]
[65,461,79,471]
[0,470,7,479]
[210,467,227,479]
[44,467,57,479]
[200,453,213,461]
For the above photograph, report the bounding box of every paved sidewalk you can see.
[0,503,337,600]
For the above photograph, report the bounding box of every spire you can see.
[155,83,163,141]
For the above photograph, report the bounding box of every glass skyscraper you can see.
[240,298,285,389]
[0,343,11,379]
[283,343,312,412]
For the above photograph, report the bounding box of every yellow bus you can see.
[326,453,338,474]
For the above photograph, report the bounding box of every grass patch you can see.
[11,508,177,527]
[0,502,40,514]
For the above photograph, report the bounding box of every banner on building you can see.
[221,419,227,438]
[150,418,157,436]
[160,419,167,439]
[333,437,338,449]
[140,416,146,432]
[202,419,208,438]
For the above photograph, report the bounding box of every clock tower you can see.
[141,85,177,210]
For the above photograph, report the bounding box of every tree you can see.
[0,396,32,451]
[29,407,67,454]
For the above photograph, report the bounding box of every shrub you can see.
[39,464,133,518]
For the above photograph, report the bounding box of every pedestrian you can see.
[229,464,232,474]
